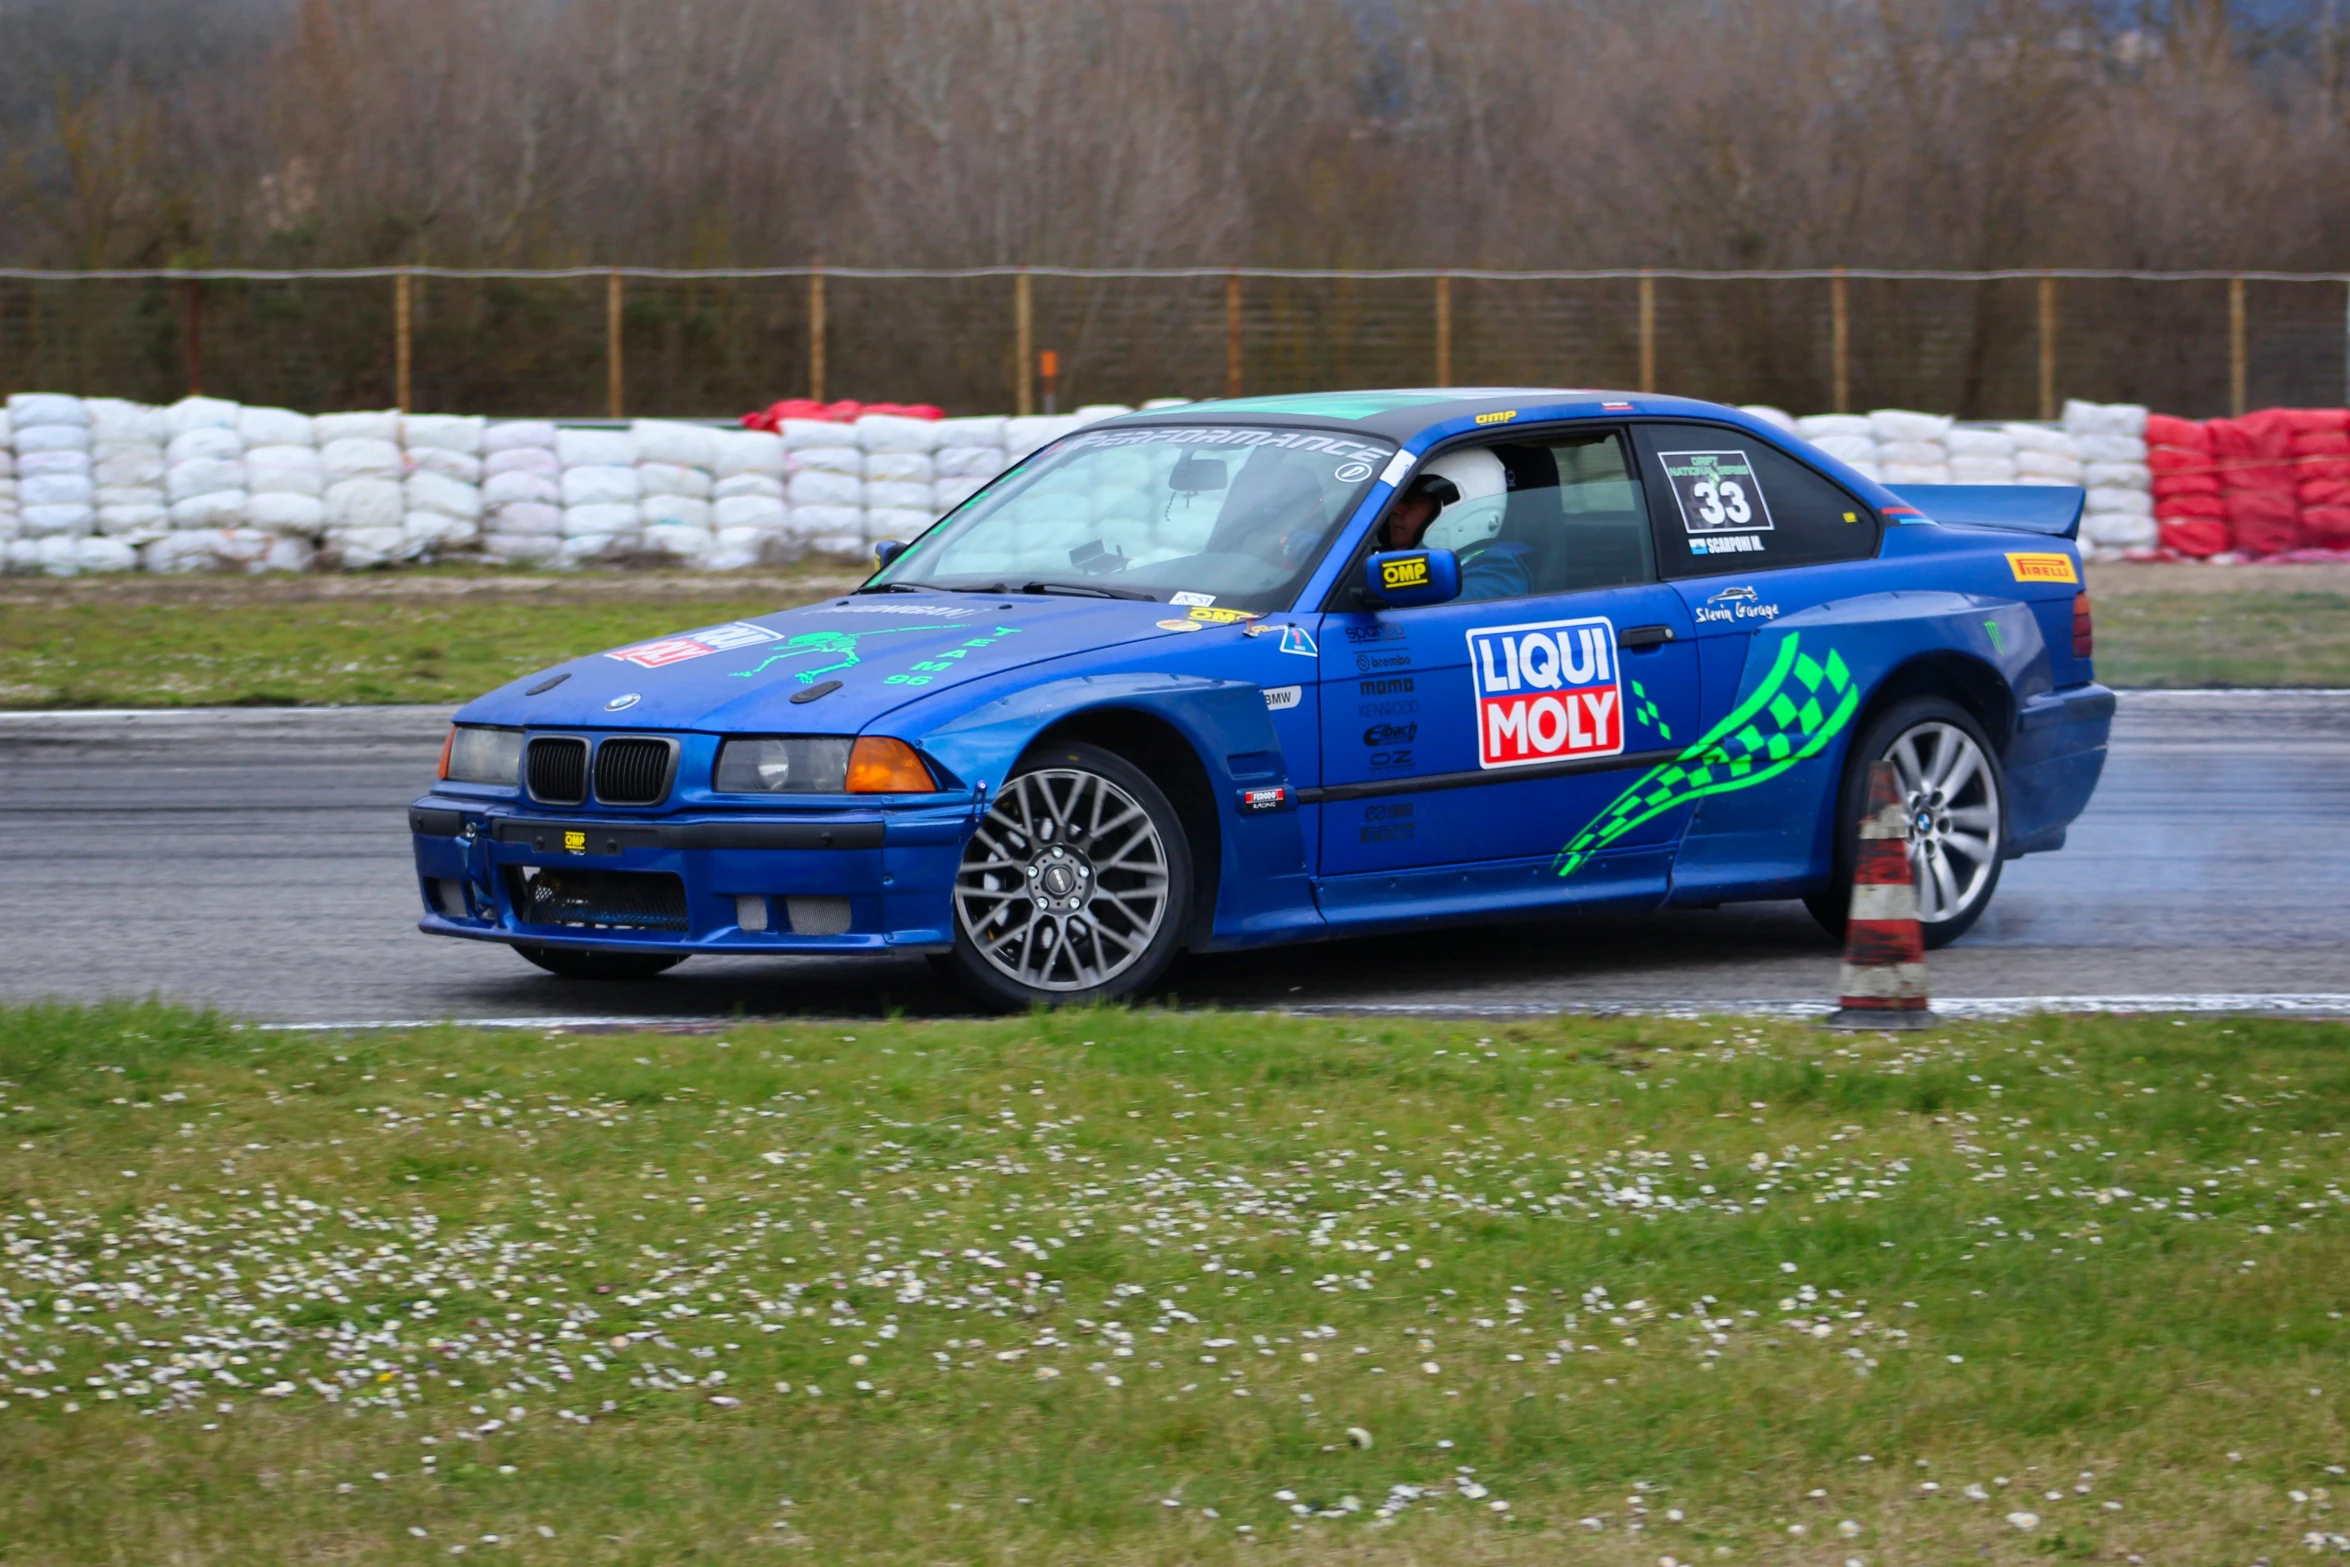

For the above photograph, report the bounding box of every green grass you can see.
[2092,587,2350,688]
[0,570,853,708]
[0,1002,2344,1564]
[3,566,2348,708]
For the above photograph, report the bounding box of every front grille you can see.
[595,737,674,805]
[525,736,588,805]
[507,867,688,930]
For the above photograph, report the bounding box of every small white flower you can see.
[1839,1520,1860,1537]
[1347,1427,1374,1449]
[1421,1361,1440,1375]
[2006,1511,2040,1531]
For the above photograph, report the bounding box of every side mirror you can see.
[1363,548,1460,608]
[872,539,911,569]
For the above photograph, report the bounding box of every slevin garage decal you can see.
[1552,632,1859,878]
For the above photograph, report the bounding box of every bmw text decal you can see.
[1466,616,1623,770]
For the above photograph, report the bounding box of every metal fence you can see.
[3,265,2347,421]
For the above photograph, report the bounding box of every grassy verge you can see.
[0,567,859,708]
[1,1002,2344,1564]
[2,562,2348,708]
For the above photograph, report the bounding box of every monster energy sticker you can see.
[1659,450,1775,536]
[1553,632,1857,879]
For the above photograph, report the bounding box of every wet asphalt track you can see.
[1,691,2345,1024]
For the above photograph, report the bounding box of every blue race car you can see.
[409,390,2114,1007]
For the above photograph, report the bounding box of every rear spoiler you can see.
[1885,484,2084,541]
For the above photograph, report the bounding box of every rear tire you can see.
[942,741,1193,1010]
[515,945,687,980]
[1806,695,2006,950]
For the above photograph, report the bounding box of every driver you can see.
[1379,447,1532,602]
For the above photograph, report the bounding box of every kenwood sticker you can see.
[1659,450,1775,536]
[1466,616,1623,769]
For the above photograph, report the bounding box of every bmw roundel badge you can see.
[605,693,641,712]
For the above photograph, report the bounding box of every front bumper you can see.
[408,795,971,954]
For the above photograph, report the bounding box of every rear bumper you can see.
[408,795,967,954]
[2004,682,2115,857]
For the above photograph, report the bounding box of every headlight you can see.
[441,725,523,785]
[713,737,853,794]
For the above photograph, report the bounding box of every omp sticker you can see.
[1188,605,1258,623]
[1156,618,1204,632]
[607,621,781,668]
[1170,591,1216,607]
[2007,551,2079,584]
[1467,616,1623,769]
[562,830,586,853]
[1474,409,1518,426]
[1379,553,1432,591]
[1263,684,1302,711]
[1658,450,1775,536]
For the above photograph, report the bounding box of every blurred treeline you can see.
[2,0,2347,417]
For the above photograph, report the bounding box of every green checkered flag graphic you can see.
[1627,677,1671,741]
[1554,633,1860,878]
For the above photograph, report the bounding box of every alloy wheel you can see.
[953,767,1173,992]
[1882,720,2002,925]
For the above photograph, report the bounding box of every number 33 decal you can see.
[1693,478,1753,527]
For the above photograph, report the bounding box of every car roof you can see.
[1094,387,1775,446]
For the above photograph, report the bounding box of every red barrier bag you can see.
[2226,487,2304,554]
[2145,413,2209,450]
[2303,506,2350,547]
[2157,517,2232,556]
[2155,493,2228,519]
[2152,471,2222,497]
[2301,478,2350,508]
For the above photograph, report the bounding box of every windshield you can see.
[866,424,1396,612]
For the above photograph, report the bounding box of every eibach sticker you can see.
[1659,450,1775,536]
[607,621,781,669]
[1466,617,1622,770]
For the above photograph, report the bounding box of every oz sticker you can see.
[1659,450,1774,536]
[1466,616,1622,769]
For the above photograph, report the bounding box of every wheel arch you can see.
[1026,706,1223,952]
[1851,650,2018,761]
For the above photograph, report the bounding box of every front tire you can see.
[515,945,687,980]
[1806,696,2006,950]
[943,741,1193,1009]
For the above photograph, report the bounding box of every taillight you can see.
[2072,593,2094,660]
[437,727,455,780]
[845,736,937,793]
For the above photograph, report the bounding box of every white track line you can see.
[244,993,2350,1031]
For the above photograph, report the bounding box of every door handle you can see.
[1619,624,1676,649]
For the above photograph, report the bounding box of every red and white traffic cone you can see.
[1822,759,1938,1031]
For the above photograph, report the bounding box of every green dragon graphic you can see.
[728,624,972,684]
[1553,631,1859,879]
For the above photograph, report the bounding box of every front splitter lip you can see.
[415,912,951,956]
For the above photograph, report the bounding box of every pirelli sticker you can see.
[1380,553,1433,591]
[2006,551,2079,584]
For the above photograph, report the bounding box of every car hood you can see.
[457,593,1211,734]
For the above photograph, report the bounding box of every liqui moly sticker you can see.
[1466,616,1622,770]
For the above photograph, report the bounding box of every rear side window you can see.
[1632,423,1881,577]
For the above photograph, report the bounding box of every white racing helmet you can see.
[1411,447,1509,550]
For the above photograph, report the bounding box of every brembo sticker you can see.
[1466,616,1623,770]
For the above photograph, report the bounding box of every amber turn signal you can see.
[436,726,455,780]
[2072,592,2094,659]
[845,736,936,793]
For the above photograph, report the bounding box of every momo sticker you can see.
[1659,450,1774,536]
[606,621,781,668]
[1467,616,1622,770]
[2006,551,2079,584]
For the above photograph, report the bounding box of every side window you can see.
[1340,427,1656,608]
[1633,423,1881,577]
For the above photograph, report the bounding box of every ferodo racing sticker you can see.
[1467,617,1622,769]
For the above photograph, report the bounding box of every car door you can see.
[1626,419,1887,902]
[1312,427,1702,925]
